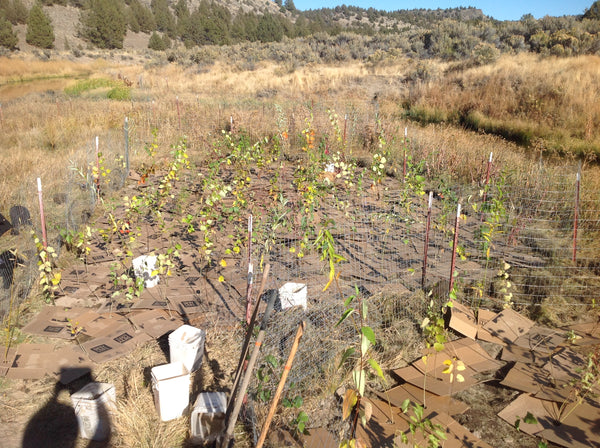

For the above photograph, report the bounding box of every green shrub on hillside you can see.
[81,0,127,49]
[0,12,18,50]
[26,2,54,49]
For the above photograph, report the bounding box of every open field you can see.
[1,51,600,448]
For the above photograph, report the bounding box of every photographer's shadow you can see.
[22,368,112,448]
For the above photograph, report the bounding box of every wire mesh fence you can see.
[1,103,599,437]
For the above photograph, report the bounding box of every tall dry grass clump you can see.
[404,53,600,157]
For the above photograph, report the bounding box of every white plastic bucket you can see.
[278,282,308,310]
[132,255,159,288]
[169,324,206,373]
[151,362,190,421]
[71,382,116,441]
[190,392,227,444]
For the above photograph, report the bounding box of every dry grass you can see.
[1,50,600,447]
[406,53,600,157]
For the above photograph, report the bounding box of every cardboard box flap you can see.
[448,300,477,340]
[6,344,57,380]
[476,309,506,345]
[482,308,534,343]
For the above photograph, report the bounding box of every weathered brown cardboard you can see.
[6,344,56,379]
[52,346,94,384]
[75,310,128,338]
[377,383,470,415]
[537,402,600,448]
[168,294,204,316]
[476,308,506,345]
[301,427,337,448]
[543,347,586,383]
[21,306,90,340]
[500,362,554,394]
[0,347,16,376]
[448,300,478,340]
[355,397,410,447]
[413,338,502,375]
[97,298,136,315]
[394,364,477,396]
[482,308,534,343]
[127,309,184,338]
[130,296,175,311]
[513,326,565,354]
[501,342,550,367]
[80,324,152,363]
[497,393,558,436]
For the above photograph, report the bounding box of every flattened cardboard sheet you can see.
[75,310,128,338]
[448,300,477,340]
[21,306,89,340]
[513,326,565,354]
[355,397,409,447]
[80,324,152,363]
[377,383,470,415]
[128,309,184,338]
[97,298,136,315]
[537,402,600,448]
[130,296,175,311]
[301,427,338,448]
[5,344,90,380]
[482,308,534,343]
[500,362,554,394]
[413,338,502,375]
[0,347,17,376]
[394,364,477,396]
[167,293,204,316]
[476,308,506,345]
[543,347,586,383]
[501,343,549,367]
[497,393,558,436]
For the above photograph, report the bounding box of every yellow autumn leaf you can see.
[220,259,227,267]
[456,374,465,383]
[218,275,225,282]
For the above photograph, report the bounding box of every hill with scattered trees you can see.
[0,0,600,61]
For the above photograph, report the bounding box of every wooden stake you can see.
[449,204,461,293]
[37,178,48,249]
[422,191,433,289]
[256,321,306,448]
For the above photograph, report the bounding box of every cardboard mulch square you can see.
[500,362,555,395]
[448,301,478,340]
[513,326,565,354]
[482,308,534,344]
[5,343,92,382]
[127,309,184,338]
[376,383,470,415]
[497,393,558,436]
[80,324,152,363]
[501,343,550,367]
[21,306,90,340]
